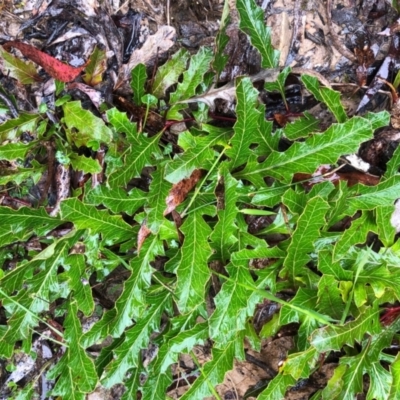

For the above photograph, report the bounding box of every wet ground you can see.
[1,0,400,398]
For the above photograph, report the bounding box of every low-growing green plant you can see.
[1,0,400,399]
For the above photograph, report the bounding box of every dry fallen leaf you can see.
[137,222,152,253]
[3,41,87,82]
[165,169,203,215]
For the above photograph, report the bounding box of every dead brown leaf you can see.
[164,169,203,215]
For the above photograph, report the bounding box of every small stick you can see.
[0,90,18,118]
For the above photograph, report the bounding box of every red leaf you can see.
[3,41,86,82]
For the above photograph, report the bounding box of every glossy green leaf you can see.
[131,63,147,105]
[69,153,102,174]
[176,210,212,313]
[283,111,319,140]
[0,142,34,161]
[180,339,236,399]
[151,48,190,98]
[310,306,381,352]
[236,0,279,68]
[236,115,379,186]
[0,112,40,142]
[60,198,134,245]
[170,47,213,103]
[282,196,329,281]
[63,101,112,149]
[226,77,260,168]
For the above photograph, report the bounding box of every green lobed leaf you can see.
[85,184,147,215]
[169,47,213,103]
[60,198,134,245]
[317,275,345,320]
[176,210,213,313]
[64,254,95,316]
[301,75,347,123]
[0,142,35,161]
[165,125,230,184]
[226,77,261,168]
[210,165,239,262]
[283,111,320,140]
[212,0,230,77]
[236,0,280,68]
[145,165,171,233]
[102,291,171,387]
[376,205,396,247]
[282,196,329,281]
[106,109,162,186]
[151,48,190,98]
[333,211,376,262]
[179,339,236,400]
[130,63,147,105]
[69,153,102,174]
[209,260,257,344]
[0,112,40,142]
[346,176,400,215]
[0,206,61,247]
[258,373,296,400]
[389,353,400,400]
[265,66,291,107]
[310,305,381,352]
[63,101,112,149]
[236,115,381,186]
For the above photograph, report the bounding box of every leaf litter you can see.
[1,0,400,399]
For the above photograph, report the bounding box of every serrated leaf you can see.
[236,0,279,68]
[151,49,189,98]
[180,339,235,400]
[376,205,396,247]
[82,46,107,86]
[60,198,134,245]
[107,130,161,187]
[0,46,40,84]
[102,291,170,387]
[317,275,345,320]
[176,210,213,313]
[265,66,291,107]
[258,373,296,400]
[145,165,171,233]
[106,107,137,144]
[65,254,94,316]
[0,164,44,185]
[210,166,239,261]
[236,115,381,186]
[346,176,400,214]
[108,238,161,337]
[69,153,102,174]
[226,77,260,168]
[170,47,213,103]
[389,353,400,400]
[282,346,319,380]
[385,144,400,178]
[131,63,147,105]
[165,125,230,183]
[302,75,347,123]
[310,306,381,352]
[85,184,146,215]
[0,142,34,161]
[333,211,376,262]
[283,111,319,140]
[209,261,256,344]
[0,112,40,142]
[282,196,329,281]
[0,206,61,247]
[63,101,112,149]
[212,0,230,77]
